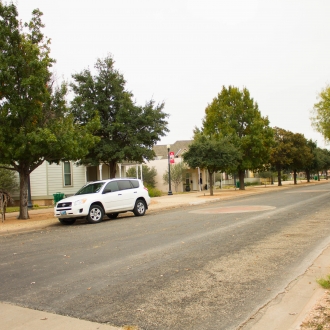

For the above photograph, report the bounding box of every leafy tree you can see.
[269,127,294,186]
[183,134,241,195]
[126,165,157,188]
[202,86,274,190]
[304,140,317,182]
[0,166,18,194]
[0,4,99,219]
[308,146,330,181]
[163,161,187,193]
[289,133,313,184]
[311,85,330,141]
[71,55,169,178]
[321,148,330,179]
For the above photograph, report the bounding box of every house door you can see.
[192,173,198,191]
[87,166,97,181]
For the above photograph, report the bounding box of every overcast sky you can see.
[16,0,330,147]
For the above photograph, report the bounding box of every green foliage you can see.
[163,161,187,192]
[214,172,222,182]
[317,275,330,289]
[244,181,259,187]
[202,86,274,189]
[146,187,162,197]
[183,134,241,195]
[269,127,295,185]
[0,4,99,219]
[311,85,330,142]
[0,166,18,193]
[184,134,240,174]
[71,55,169,178]
[289,133,313,184]
[270,127,294,167]
[126,165,157,188]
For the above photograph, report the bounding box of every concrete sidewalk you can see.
[1,180,330,330]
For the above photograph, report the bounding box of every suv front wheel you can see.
[87,205,104,223]
[133,199,146,216]
[59,218,76,225]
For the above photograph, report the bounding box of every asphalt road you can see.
[1,183,330,330]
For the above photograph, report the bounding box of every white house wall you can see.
[47,162,86,197]
[27,162,87,204]
[29,161,48,196]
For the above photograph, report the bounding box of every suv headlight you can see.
[74,199,87,206]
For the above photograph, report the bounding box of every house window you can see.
[63,161,72,186]
[186,172,190,186]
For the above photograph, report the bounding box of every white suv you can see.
[54,178,151,225]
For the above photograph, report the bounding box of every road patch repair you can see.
[190,205,276,214]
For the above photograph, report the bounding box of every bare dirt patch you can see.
[0,209,58,233]
[300,290,330,329]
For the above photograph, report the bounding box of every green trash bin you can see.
[314,176,318,180]
[236,181,240,188]
[53,192,65,204]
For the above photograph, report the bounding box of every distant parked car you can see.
[54,178,150,225]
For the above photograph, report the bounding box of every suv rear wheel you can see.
[87,205,104,223]
[133,199,146,216]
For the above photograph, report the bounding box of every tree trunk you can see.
[109,161,117,179]
[306,170,310,183]
[209,170,214,196]
[238,170,245,190]
[277,166,282,186]
[293,170,297,185]
[18,171,30,220]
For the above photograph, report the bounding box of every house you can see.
[14,161,143,206]
[148,140,259,193]
[147,140,208,193]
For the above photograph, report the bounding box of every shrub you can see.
[147,187,162,197]
[126,165,157,188]
[317,275,330,289]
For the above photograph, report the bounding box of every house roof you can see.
[153,140,192,159]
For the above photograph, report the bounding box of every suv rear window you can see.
[117,180,133,190]
[130,180,140,188]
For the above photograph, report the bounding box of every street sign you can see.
[170,151,175,163]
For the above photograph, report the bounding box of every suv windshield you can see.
[75,182,106,195]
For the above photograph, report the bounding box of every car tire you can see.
[87,205,104,224]
[59,218,76,225]
[133,199,146,216]
[107,213,119,219]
